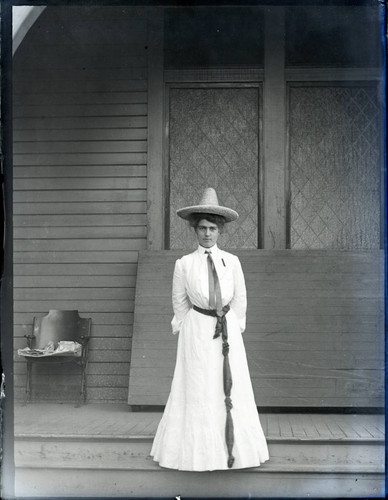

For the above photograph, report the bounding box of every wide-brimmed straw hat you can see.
[176,187,239,222]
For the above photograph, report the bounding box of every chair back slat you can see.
[33,310,88,349]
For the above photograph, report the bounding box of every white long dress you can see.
[151,244,269,471]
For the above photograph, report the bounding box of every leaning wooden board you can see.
[128,250,384,407]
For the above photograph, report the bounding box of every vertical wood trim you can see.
[263,7,286,249]
[164,83,171,249]
[147,8,164,250]
[1,4,15,496]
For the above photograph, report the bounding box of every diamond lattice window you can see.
[169,87,259,250]
[289,85,381,249]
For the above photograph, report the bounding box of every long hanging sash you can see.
[195,250,235,469]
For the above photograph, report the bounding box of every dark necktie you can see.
[205,250,222,314]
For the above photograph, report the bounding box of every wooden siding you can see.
[13,7,148,402]
[129,250,384,407]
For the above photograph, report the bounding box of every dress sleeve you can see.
[171,258,191,335]
[230,256,247,333]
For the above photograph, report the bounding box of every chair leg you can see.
[81,361,87,404]
[76,361,87,407]
[24,361,32,406]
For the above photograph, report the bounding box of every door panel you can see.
[168,87,260,249]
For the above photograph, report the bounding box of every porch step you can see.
[15,434,384,473]
[14,406,385,498]
[15,433,385,498]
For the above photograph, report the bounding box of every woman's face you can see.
[195,219,220,248]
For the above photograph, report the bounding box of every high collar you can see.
[197,243,219,256]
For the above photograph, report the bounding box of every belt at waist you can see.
[193,304,229,320]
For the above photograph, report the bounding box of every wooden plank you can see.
[14,189,147,203]
[88,351,131,364]
[258,414,268,435]
[14,251,140,264]
[334,421,361,439]
[79,388,129,401]
[138,261,383,276]
[14,386,128,402]
[14,178,146,191]
[14,288,135,301]
[266,414,280,438]
[12,67,147,83]
[14,116,147,131]
[134,323,381,339]
[14,276,137,288]
[14,128,147,142]
[278,414,294,438]
[14,203,147,216]
[14,374,129,389]
[129,250,384,406]
[14,312,134,326]
[14,214,147,227]
[14,141,147,154]
[133,300,382,316]
[135,291,382,309]
[139,273,382,289]
[132,313,382,327]
[128,393,384,407]
[15,323,132,338]
[13,152,146,166]
[14,263,138,276]
[324,420,348,439]
[348,423,375,439]
[14,226,147,239]
[14,92,147,107]
[298,415,319,438]
[137,279,376,296]
[248,358,383,372]
[14,300,134,313]
[13,78,148,94]
[15,362,130,376]
[146,8,164,250]
[14,103,147,118]
[137,248,383,262]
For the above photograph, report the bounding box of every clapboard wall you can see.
[129,250,384,408]
[13,7,148,402]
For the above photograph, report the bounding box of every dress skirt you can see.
[150,306,269,471]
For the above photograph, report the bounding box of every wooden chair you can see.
[19,310,91,406]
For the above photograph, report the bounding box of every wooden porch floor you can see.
[14,402,384,441]
[14,403,385,498]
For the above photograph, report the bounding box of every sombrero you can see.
[176,187,239,222]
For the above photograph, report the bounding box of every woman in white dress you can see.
[151,188,269,471]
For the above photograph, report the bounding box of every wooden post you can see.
[147,8,164,250]
[1,3,15,497]
[263,7,286,249]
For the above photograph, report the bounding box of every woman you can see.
[151,188,269,471]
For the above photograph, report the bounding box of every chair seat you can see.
[18,340,82,359]
[20,355,82,363]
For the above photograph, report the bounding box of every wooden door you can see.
[167,86,261,250]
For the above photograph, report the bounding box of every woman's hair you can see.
[188,213,226,233]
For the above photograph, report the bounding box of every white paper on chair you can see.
[18,341,82,358]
